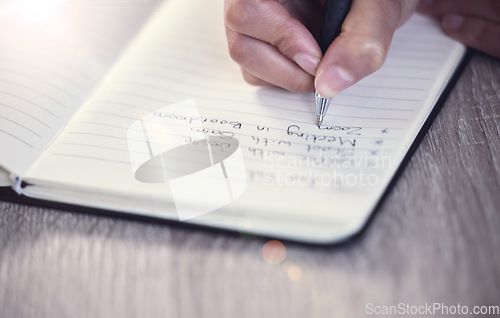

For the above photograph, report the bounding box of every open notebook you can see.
[0,0,466,243]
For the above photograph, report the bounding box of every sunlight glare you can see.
[9,0,66,26]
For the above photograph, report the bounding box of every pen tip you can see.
[317,115,323,128]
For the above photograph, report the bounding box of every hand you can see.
[418,0,500,59]
[224,0,419,97]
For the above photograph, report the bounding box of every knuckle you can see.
[226,32,248,65]
[379,0,405,28]
[286,73,314,93]
[224,0,253,31]
[359,39,387,73]
[242,71,264,86]
[273,35,293,56]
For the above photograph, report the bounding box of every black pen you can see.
[315,0,352,127]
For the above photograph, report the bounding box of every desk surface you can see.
[1,52,499,318]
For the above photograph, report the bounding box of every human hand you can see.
[224,0,419,98]
[418,0,500,59]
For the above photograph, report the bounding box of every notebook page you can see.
[0,0,159,178]
[0,167,9,185]
[24,0,465,239]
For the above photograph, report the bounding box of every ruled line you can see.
[0,115,42,137]
[354,84,425,91]
[0,66,74,98]
[340,94,420,102]
[0,129,33,148]
[0,90,59,118]
[0,79,68,109]
[0,57,83,88]
[0,102,52,128]
[51,153,130,165]
[334,104,414,112]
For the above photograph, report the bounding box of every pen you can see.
[315,0,352,127]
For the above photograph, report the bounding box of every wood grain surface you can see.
[1,52,499,318]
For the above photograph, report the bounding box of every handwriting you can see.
[190,127,234,137]
[248,147,285,159]
[318,125,362,135]
[153,111,242,129]
[306,145,356,155]
[286,125,356,146]
[251,136,291,148]
[189,116,242,129]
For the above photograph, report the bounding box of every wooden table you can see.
[1,51,499,318]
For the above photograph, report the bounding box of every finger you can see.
[226,27,315,92]
[441,14,500,59]
[418,0,500,23]
[315,0,419,98]
[225,0,322,75]
[241,70,272,87]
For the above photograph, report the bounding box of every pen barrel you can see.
[319,0,352,54]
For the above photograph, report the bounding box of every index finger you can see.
[225,0,322,74]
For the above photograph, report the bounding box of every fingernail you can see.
[294,53,320,76]
[418,0,435,10]
[315,66,355,98]
[442,14,464,31]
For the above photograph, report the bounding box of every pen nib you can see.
[315,91,331,128]
[317,115,324,128]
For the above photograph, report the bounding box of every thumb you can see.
[315,0,418,98]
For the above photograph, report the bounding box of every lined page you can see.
[0,0,159,177]
[24,0,465,237]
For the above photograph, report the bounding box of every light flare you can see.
[262,240,286,265]
[2,0,67,27]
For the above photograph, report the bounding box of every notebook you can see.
[0,0,466,243]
